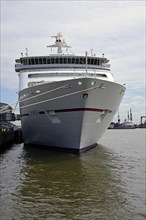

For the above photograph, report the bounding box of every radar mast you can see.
[47,32,71,54]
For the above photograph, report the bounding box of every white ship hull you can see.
[19,78,125,152]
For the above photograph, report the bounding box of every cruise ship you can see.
[15,33,126,152]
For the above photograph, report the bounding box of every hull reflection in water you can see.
[0,129,145,220]
[0,144,137,220]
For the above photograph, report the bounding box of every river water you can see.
[0,129,145,220]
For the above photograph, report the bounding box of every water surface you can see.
[0,129,145,220]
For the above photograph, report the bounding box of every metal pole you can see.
[85,51,88,77]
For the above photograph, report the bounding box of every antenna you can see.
[85,51,88,76]
[25,48,28,56]
[91,49,93,56]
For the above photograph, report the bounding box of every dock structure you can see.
[0,103,23,150]
[0,102,21,122]
[0,113,21,122]
[140,116,146,128]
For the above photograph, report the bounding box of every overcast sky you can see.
[0,0,145,124]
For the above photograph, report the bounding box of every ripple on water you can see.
[0,130,146,220]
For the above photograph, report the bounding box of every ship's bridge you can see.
[15,55,110,72]
[15,33,113,91]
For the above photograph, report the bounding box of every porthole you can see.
[78,81,82,86]
[91,81,96,86]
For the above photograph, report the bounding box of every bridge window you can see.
[94,59,97,65]
[56,58,59,64]
[68,58,71,64]
[35,58,38,64]
[72,58,75,64]
[25,59,28,65]
[87,58,91,65]
[47,58,50,64]
[60,57,63,64]
[31,59,34,65]
[29,59,31,65]
[76,58,79,64]
[79,58,83,64]
[51,58,54,64]
[79,57,85,64]
[21,56,102,66]
[39,58,42,64]
[91,58,94,65]
[21,59,24,65]
[43,58,46,64]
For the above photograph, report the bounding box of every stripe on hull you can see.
[21,108,112,117]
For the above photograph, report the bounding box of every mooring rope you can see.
[19,84,69,103]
